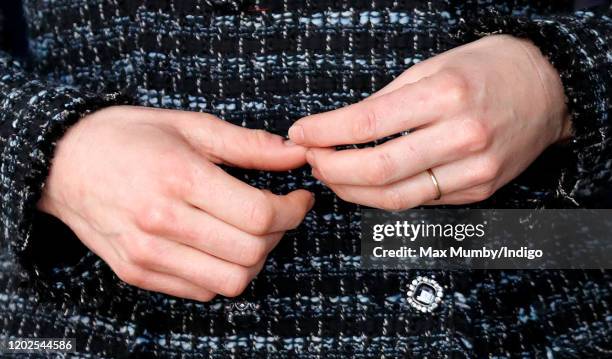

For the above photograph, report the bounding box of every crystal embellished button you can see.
[225,300,260,324]
[407,276,444,313]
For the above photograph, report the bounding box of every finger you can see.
[422,193,475,205]
[288,72,465,147]
[129,237,266,298]
[422,184,497,206]
[179,115,308,171]
[137,202,284,267]
[325,155,497,210]
[307,119,487,186]
[183,161,314,235]
[61,208,216,302]
[115,265,217,302]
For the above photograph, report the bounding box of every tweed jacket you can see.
[1,0,611,357]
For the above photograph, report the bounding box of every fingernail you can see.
[284,139,296,146]
[311,167,322,180]
[288,124,304,143]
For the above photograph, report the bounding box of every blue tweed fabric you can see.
[0,0,611,357]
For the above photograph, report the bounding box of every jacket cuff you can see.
[0,78,131,282]
[453,10,612,206]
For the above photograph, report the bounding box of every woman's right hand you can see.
[38,106,314,301]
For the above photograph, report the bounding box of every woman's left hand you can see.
[288,35,573,210]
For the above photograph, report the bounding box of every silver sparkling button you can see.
[407,276,443,313]
[225,300,260,323]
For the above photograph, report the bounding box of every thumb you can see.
[183,115,308,171]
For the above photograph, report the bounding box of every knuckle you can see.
[439,69,470,105]
[196,292,216,302]
[237,238,268,267]
[135,202,175,234]
[381,188,408,211]
[246,194,275,235]
[474,156,500,184]
[116,266,146,288]
[459,118,490,152]
[352,105,378,142]
[221,268,251,297]
[472,184,496,201]
[249,129,276,149]
[366,150,396,185]
[125,236,157,267]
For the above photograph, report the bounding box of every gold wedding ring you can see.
[427,168,442,200]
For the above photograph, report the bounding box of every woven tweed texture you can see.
[1,0,611,357]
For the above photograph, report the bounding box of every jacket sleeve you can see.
[455,6,612,207]
[0,10,130,280]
